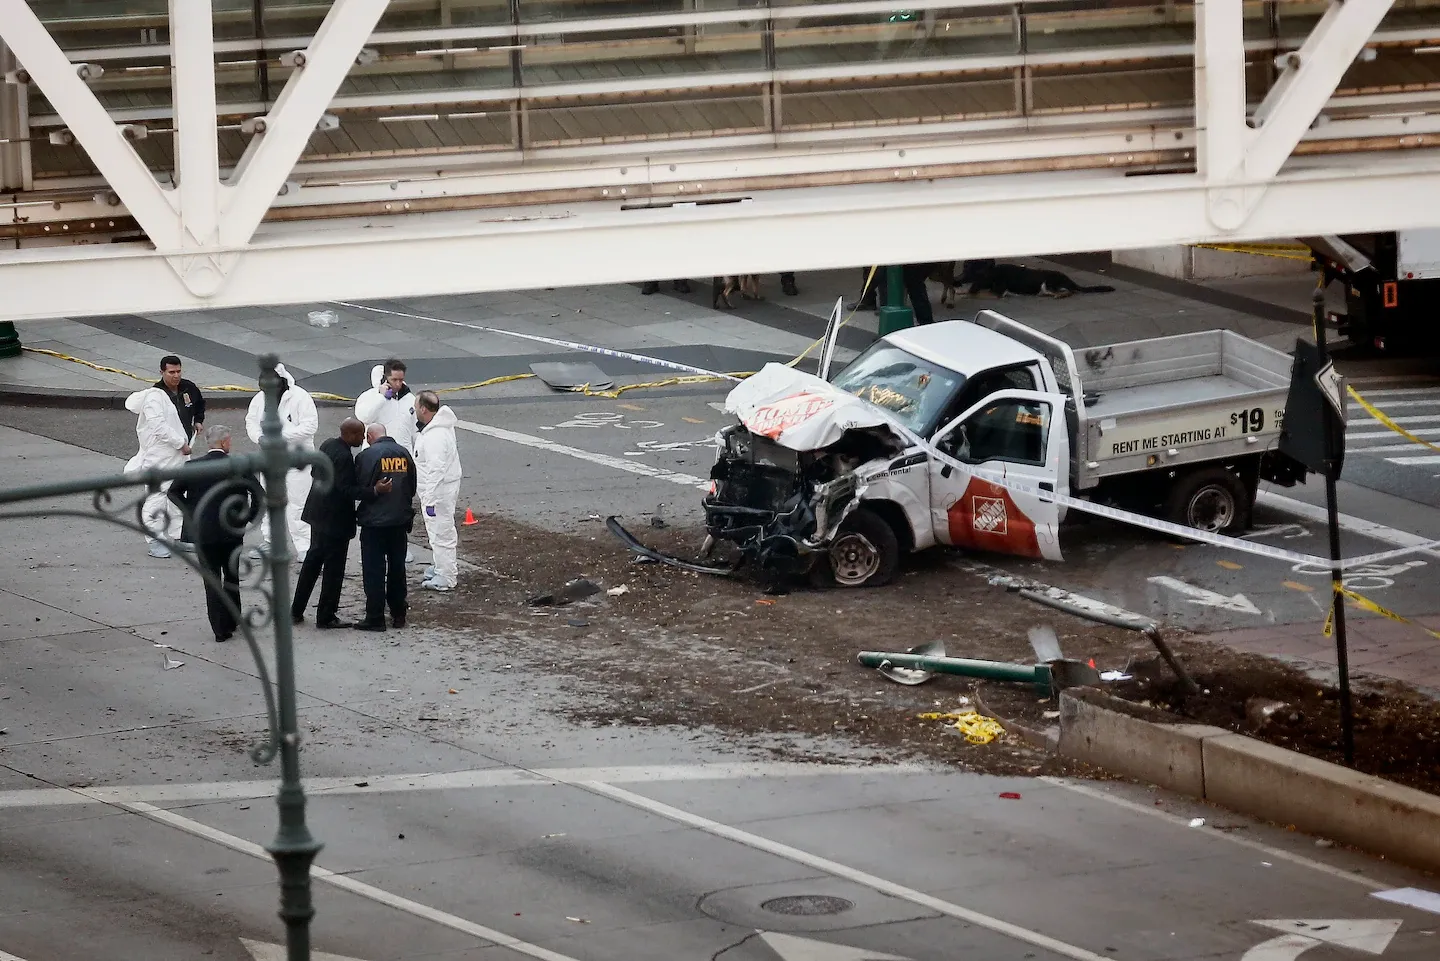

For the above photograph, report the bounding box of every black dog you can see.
[958,259,1115,298]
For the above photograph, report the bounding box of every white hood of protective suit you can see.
[245,363,318,448]
[124,386,188,474]
[355,364,418,452]
[723,363,910,452]
[415,404,462,504]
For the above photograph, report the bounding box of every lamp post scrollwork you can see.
[0,354,329,961]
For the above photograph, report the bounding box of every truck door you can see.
[927,389,1069,561]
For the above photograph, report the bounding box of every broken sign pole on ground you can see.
[1279,287,1354,765]
[858,634,1101,697]
[986,574,1201,696]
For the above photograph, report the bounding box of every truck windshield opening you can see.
[830,344,965,437]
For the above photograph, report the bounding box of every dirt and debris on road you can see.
[409,513,1440,794]
[411,514,1108,774]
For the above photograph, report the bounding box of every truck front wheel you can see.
[815,508,900,588]
[1164,467,1248,535]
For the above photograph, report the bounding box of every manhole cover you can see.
[760,895,855,916]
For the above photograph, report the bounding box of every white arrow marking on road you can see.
[0,950,33,961]
[242,938,371,961]
[1147,575,1262,615]
[1243,920,1402,960]
[759,931,912,961]
[1242,523,1310,540]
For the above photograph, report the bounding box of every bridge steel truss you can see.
[1,0,1438,320]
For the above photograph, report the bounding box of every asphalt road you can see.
[2,351,1439,960]
[2,421,1439,961]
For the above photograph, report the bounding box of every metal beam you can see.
[0,40,32,191]
[1195,0,1247,183]
[222,0,393,247]
[5,152,1440,321]
[1246,0,1395,182]
[0,0,179,248]
[171,0,221,247]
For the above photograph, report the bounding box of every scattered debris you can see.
[1099,670,1133,682]
[1315,838,1335,848]
[162,652,185,671]
[565,917,590,924]
[448,689,459,694]
[918,710,1005,744]
[1189,818,1206,828]
[999,792,1022,800]
[651,504,666,529]
[527,577,602,607]
[567,618,589,628]
[606,584,630,597]
[542,833,567,839]
[1246,696,1291,729]
[354,781,369,788]
[1042,711,1061,719]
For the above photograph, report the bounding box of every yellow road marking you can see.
[1283,581,1314,593]
[619,403,644,411]
[1217,560,1242,570]
[682,416,705,424]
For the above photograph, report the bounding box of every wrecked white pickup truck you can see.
[628,310,1305,588]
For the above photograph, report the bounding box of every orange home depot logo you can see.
[971,495,1008,535]
[747,391,836,439]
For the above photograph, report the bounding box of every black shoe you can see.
[392,614,407,629]
[673,279,691,294]
[354,621,386,632]
[291,612,305,625]
[782,280,799,296]
[215,632,232,642]
[640,281,659,295]
[316,620,353,630]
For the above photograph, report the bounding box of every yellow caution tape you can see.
[1323,583,1440,641]
[917,710,1006,745]
[1191,243,1313,262]
[1347,385,1440,453]
[785,265,879,369]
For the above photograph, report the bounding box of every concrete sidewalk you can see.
[1,255,1325,406]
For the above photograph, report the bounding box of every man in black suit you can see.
[170,426,253,642]
[291,417,390,629]
[353,423,418,632]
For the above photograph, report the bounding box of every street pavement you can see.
[3,424,1440,961]
[3,262,1440,959]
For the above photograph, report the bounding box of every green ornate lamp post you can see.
[0,353,328,961]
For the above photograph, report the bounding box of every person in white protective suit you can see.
[124,385,191,557]
[413,391,462,591]
[355,358,418,562]
[244,363,318,560]
[354,359,417,453]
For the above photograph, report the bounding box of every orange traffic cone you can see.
[462,508,478,526]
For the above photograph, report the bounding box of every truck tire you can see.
[816,508,899,588]
[1164,467,1248,535]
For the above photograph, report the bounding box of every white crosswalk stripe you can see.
[1345,382,1440,470]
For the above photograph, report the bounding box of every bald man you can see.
[353,422,418,631]
[291,417,390,629]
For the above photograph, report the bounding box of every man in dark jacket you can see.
[291,417,390,629]
[158,354,206,551]
[353,423,418,631]
[169,426,252,642]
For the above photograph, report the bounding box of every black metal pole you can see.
[257,355,321,961]
[1312,288,1355,766]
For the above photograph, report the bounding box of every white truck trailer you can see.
[692,311,1303,587]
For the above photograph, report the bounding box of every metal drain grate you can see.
[760,895,855,916]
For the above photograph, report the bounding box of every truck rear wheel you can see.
[815,508,899,588]
[1165,467,1248,535]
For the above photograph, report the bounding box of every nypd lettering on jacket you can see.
[380,456,410,473]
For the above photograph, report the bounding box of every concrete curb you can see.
[1055,687,1440,873]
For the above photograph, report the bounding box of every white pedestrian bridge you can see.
[1,0,1439,318]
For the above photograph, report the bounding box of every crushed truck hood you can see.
[724,363,915,452]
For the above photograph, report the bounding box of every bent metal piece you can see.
[875,640,947,685]
[606,516,743,577]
